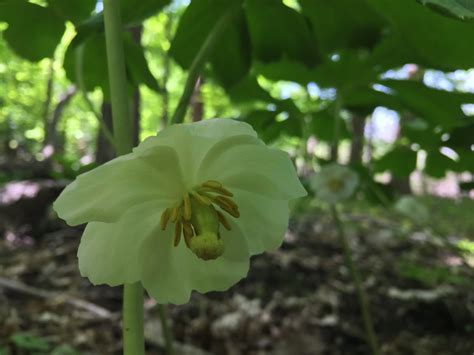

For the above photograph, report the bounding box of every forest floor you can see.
[0,194,474,355]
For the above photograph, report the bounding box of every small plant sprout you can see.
[53,119,307,304]
[310,164,359,204]
[395,195,429,224]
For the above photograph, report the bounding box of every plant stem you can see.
[103,1,144,355]
[330,205,380,355]
[170,5,237,125]
[158,304,174,355]
[103,0,133,156]
[123,283,145,355]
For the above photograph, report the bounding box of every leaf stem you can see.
[170,5,237,125]
[103,1,144,355]
[330,205,380,355]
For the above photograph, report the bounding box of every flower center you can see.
[159,180,240,261]
[327,178,344,192]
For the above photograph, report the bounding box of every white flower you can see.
[310,164,359,204]
[54,119,306,304]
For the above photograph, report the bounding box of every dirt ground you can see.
[1,207,473,355]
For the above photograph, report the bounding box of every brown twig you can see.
[0,276,114,319]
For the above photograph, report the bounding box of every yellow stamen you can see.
[173,221,182,247]
[202,180,222,189]
[216,210,231,231]
[183,221,194,248]
[215,199,240,218]
[183,193,192,221]
[190,190,212,205]
[215,195,239,210]
[171,205,180,223]
[160,208,171,230]
[199,185,234,197]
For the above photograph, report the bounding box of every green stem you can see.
[170,5,237,125]
[123,283,145,354]
[103,1,144,355]
[158,304,174,355]
[331,96,342,162]
[330,205,380,355]
[103,0,133,156]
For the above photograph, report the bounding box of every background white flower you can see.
[310,164,359,204]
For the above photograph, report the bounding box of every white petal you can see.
[198,141,307,200]
[231,189,290,255]
[54,146,183,226]
[78,200,167,286]
[135,119,257,188]
[140,223,249,305]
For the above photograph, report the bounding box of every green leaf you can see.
[299,0,386,53]
[227,76,274,104]
[10,333,50,352]
[48,0,96,24]
[424,150,457,178]
[63,33,109,93]
[120,0,171,25]
[123,35,161,92]
[170,0,250,89]
[310,108,350,142]
[419,0,474,20]
[374,146,417,178]
[64,33,159,94]
[366,0,474,70]
[244,0,320,66]
[381,80,474,129]
[0,1,65,61]
[446,122,474,149]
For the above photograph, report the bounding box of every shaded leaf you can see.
[374,146,417,178]
[245,0,320,66]
[0,1,65,61]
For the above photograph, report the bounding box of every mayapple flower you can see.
[54,119,306,304]
[310,164,359,204]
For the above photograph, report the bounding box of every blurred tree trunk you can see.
[349,112,366,164]
[95,102,115,164]
[42,60,54,140]
[43,86,77,156]
[389,65,424,195]
[191,76,204,122]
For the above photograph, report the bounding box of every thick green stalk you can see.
[170,5,237,125]
[330,205,380,355]
[103,0,133,155]
[103,1,144,355]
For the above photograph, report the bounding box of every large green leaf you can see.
[309,108,351,142]
[227,76,274,104]
[366,0,474,70]
[64,33,158,94]
[446,123,474,149]
[0,1,65,61]
[424,149,457,178]
[374,146,417,178]
[170,0,250,89]
[48,0,96,24]
[381,80,474,129]
[245,0,320,66]
[419,0,474,20]
[299,0,386,53]
[254,51,378,90]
